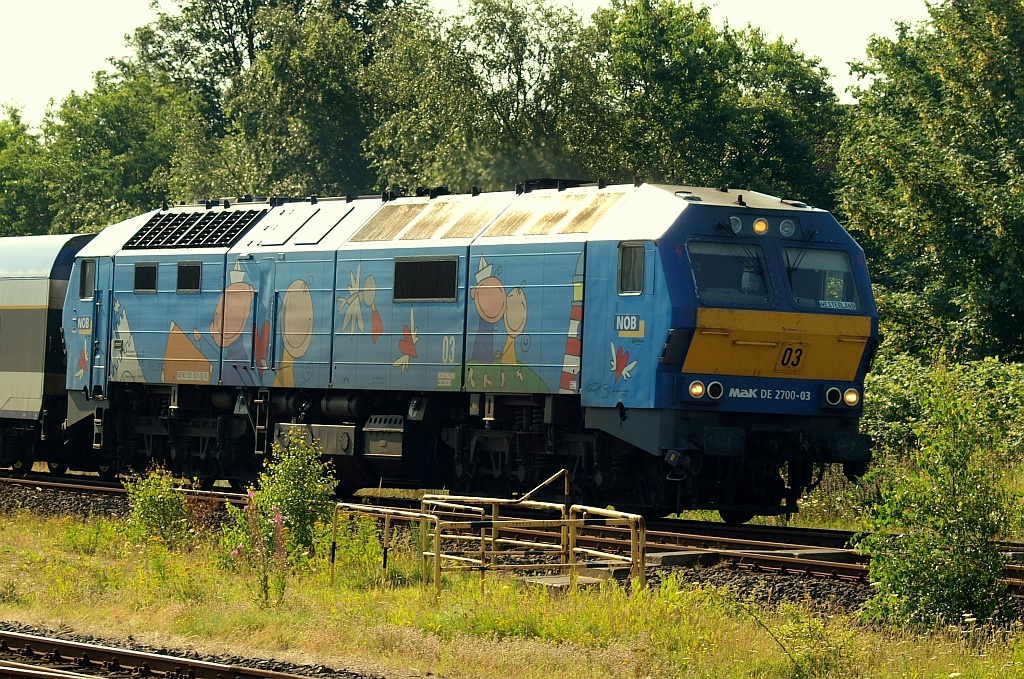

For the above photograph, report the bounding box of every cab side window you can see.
[618,243,644,295]
[79,259,96,300]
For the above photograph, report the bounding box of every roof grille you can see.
[124,209,268,250]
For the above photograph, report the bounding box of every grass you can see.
[3,509,1024,677]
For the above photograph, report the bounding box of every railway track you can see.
[0,472,246,505]
[0,631,326,679]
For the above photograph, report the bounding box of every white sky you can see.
[0,0,932,128]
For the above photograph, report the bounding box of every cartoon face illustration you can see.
[281,280,314,359]
[212,281,255,347]
[504,287,527,338]
[471,275,507,323]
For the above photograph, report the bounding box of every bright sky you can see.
[0,0,932,128]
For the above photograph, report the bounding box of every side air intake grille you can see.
[124,209,268,249]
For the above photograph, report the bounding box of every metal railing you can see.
[328,470,646,592]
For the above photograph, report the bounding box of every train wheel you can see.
[46,462,68,476]
[97,461,118,481]
[9,455,33,478]
[718,510,754,525]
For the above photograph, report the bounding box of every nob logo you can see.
[615,315,640,331]
[615,314,645,337]
[76,316,92,331]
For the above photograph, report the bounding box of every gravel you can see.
[0,479,130,519]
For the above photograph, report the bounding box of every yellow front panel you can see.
[681,308,872,381]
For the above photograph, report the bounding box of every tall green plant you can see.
[857,362,1018,626]
[124,466,191,548]
[253,429,336,554]
[222,429,335,604]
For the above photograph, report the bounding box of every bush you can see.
[857,362,1020,626]
[124,467,191,547]
[221,429,335,604]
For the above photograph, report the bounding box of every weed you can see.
[60,516,122,556]
[0,579,20,604]
[124,466,192,548]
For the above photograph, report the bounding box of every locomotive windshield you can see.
[688,242,773,307]
[784,247,861,311]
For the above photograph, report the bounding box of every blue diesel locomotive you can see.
[0,182,877,521]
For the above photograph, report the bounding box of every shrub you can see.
[254,428,336,555]
[124,466,191,547]
[857,361,1020,626]
[221,429,335,604]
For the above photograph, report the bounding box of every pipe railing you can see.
[329,471,645,593]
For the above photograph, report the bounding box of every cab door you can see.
[66,256,113,398]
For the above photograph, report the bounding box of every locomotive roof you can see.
[75,183,825,258]
[0,233,94,279]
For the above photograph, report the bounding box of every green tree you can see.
[180,4,371,198]
[0,107,54,235]
[583,0,841,205]
[586,0,739,184]
[42,71,201,231]
[839,0,1024,359]
[364,0,597,192]
[726,27,843,209]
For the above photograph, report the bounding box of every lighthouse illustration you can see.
[558,253,585,393]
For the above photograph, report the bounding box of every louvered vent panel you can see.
[124,209,268,249]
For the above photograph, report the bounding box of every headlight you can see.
[708,381,724,400]
[779,219,796,237]
[825,387,842,406]
[689,381,706,399]
[753,218,769,235]
[844,388,861,407]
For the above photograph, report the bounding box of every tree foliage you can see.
[0,107,54,236]
[5,0,846,240]
[363,0,596,193]
[584,0,841,206]
[169,4,371,199]
[839,0,1024,359]
[41,70,200,232]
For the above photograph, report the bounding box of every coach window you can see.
[394,257,458,302]
[618,243,644,295]
[134,262,158,294]
[79,259,96,300]
[176,262,202,294]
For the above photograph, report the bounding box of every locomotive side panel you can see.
[332,246,469,392]
[231,252,336,389]
[464,243,587,395]
[579,239,670,410]
[109,253,227,386]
